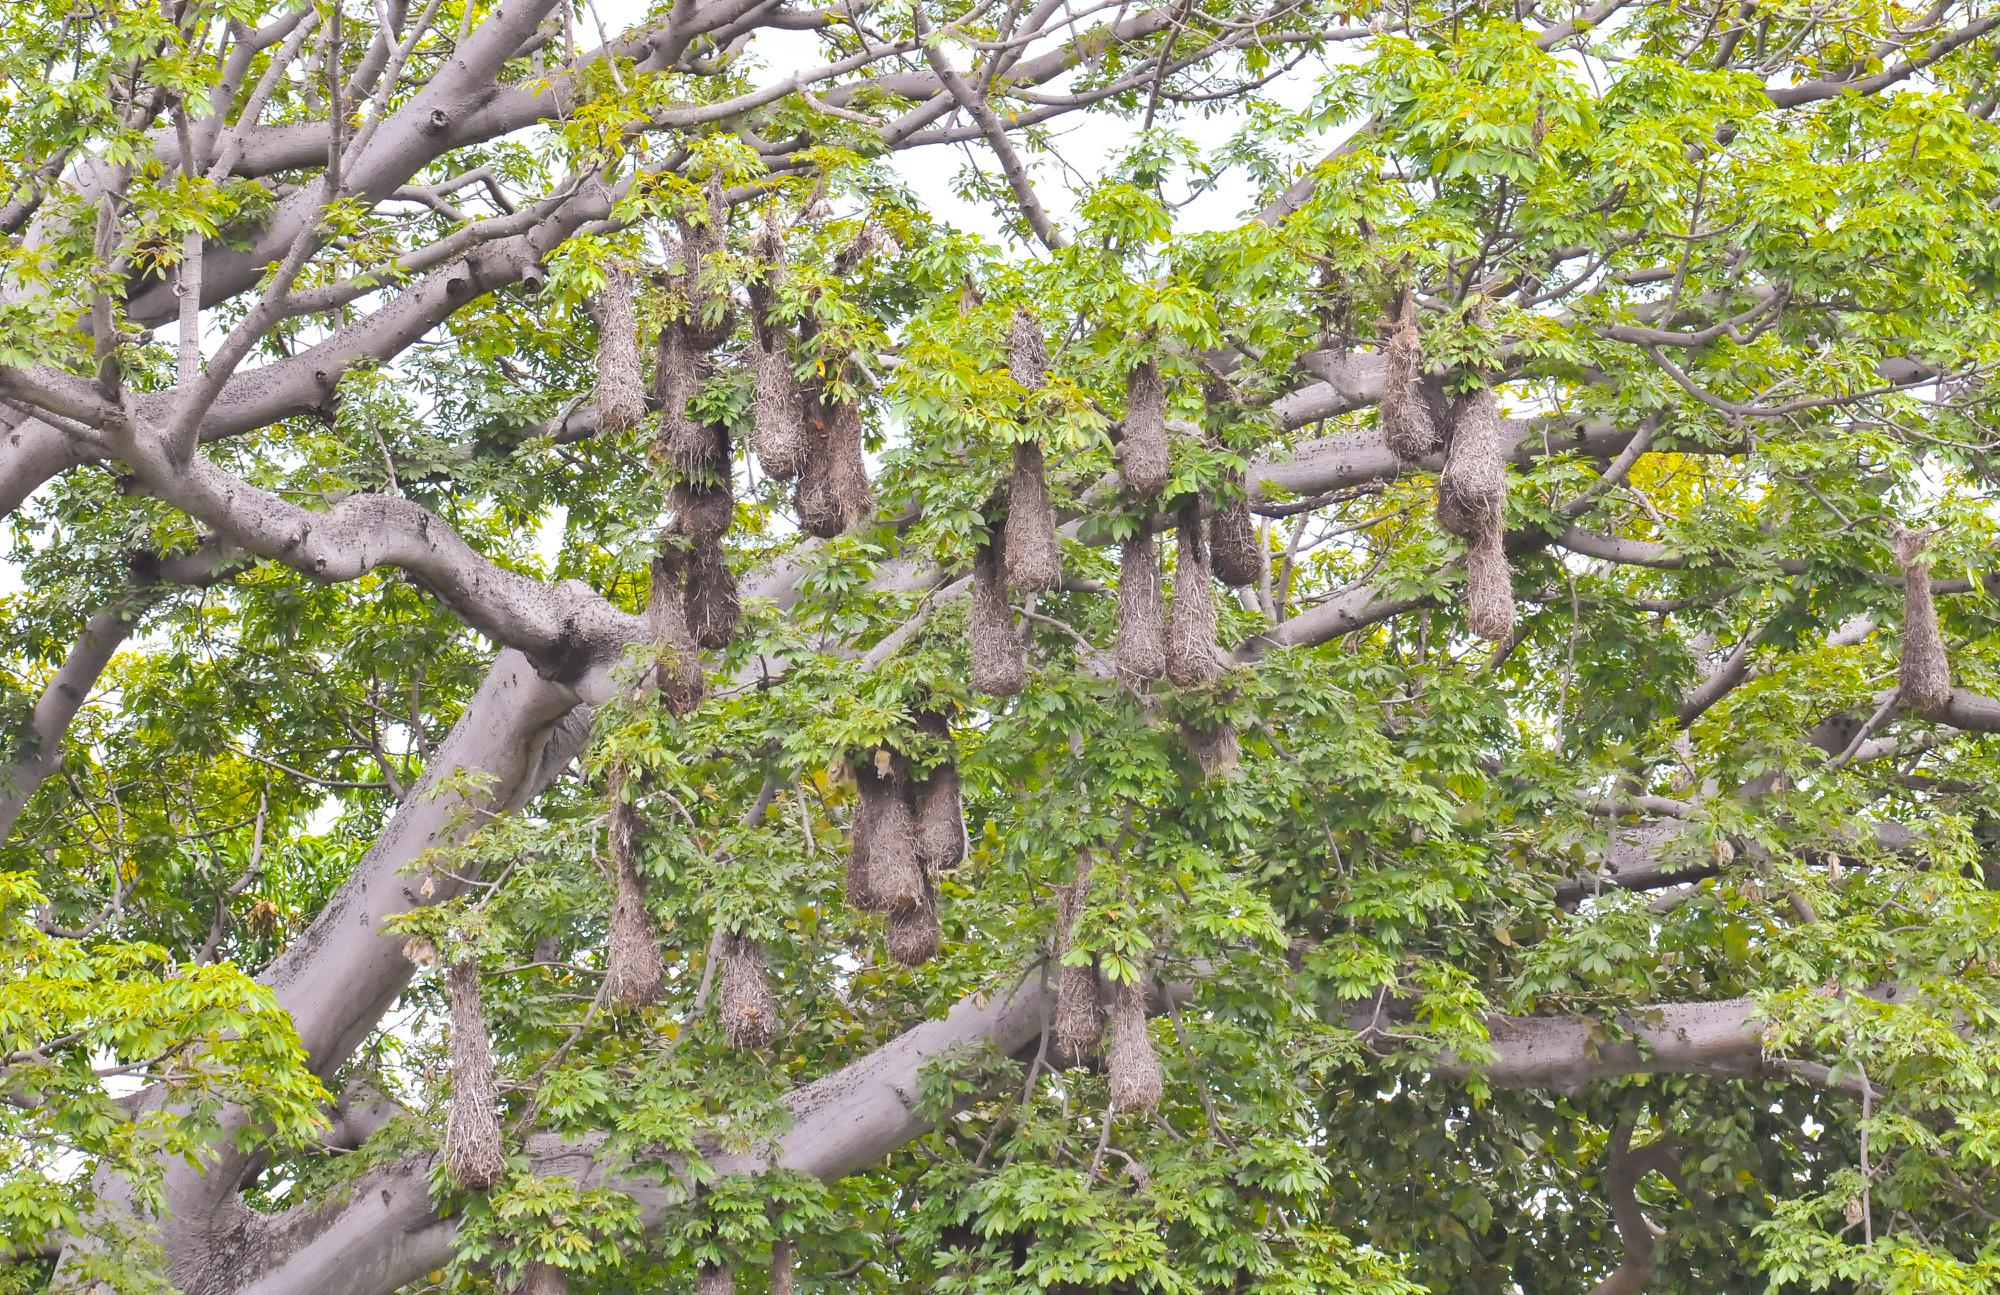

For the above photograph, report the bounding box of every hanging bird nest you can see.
[685,539,741,651]
[796,396,873,537]
[1209,474,1262,590]
[646,541,706,717]
[603,772,665,1008]
[1166,506,1220,688]
[1008,308,1049,392]
[1121,361,1170,497]
[750,336,807,482]
[1463,526,1515,644]
[912,753,967,874]
[718,930,779,1050]
[748,216,786,325]
[833,223,885,275]
[1115,522,1166,687]
[678,179,733,351]
[653,321,717,475]
[1104,977,1163,1113]
[672,477,734,542]
[970,531,1027,697]
[1004,440,1062,592]
[593,267,646,433]
[1181,719,1240,778]
[443,957,506,1191]
[1893,525,1950,717]
[1437,388,1513,642]
[886,888,943,966]
[860,751,924,914]
[1380,297,1440,464]
[751,217,786,272]
[604,851,665,1008]
[1435,387,1505,539]
[844,770,879,914]
[1052,852,1102,1065]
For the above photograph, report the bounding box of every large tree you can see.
[6,0,2000,1289]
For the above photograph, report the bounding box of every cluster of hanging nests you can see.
[967,314,1263,780]
[433,203,957,1283]
[440,235,1540,1233]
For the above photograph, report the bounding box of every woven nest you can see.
[751,218,787,280]
[594,268,646,433]
[1209,484,1262,589]
[685,538,741,651]
[1121,362,1170,497]
[603,788,665,1008]
[861,753,925,914]
[1115,522,1166,686]
[1435,388,1505,540]
[845,765,880,913]
[1436,389,1512,642]
[1004,440,1062,593]
[1053,960,1102,1065]
[677,180,733,351]
[1009,308,1049,391]
[718,931,779,1050]
[672,478,734,543]
[1052,852,1102,1065]
[886,890,943,966]
[913,759,966,872]
[751,336,806,482]
[1893,525,1949,717]
[1104,977,1163,1113]
[646,542,706,717]
[653,322,717,475]
[748,217,786,332]
[1182,719,1240,779]
[970,532,1026,697]
[443,958,505,1191]
[796,396,873,537]
[1380,300,1441,464]
[1463,525,1515,643]
[1166,507,1219,688]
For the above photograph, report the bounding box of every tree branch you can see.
[0,536,241,840]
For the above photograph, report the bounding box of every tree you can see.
[5,0,2000,1288]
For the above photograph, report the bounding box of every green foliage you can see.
[11,0,2000,1290]
[0,872,326,1264]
